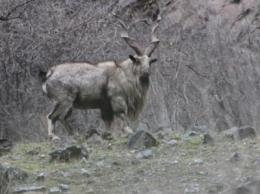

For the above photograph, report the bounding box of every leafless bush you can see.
[1,0,260,140]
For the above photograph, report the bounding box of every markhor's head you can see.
[121,20,160,84]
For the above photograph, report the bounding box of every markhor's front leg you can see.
[111,96,134,136]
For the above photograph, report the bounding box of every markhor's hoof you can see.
[49,135,61,142]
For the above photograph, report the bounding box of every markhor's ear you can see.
[129,55,136,62]
[150,58,158,64]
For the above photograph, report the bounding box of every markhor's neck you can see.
[140,76,150,90]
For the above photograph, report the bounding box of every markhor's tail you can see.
[39,69,49,94]
[39,69,47,83]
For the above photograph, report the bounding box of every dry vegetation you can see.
[0,0,260,140]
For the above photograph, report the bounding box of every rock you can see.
[166,139,178,146]
[190,159,204,165]
[184,183,200,193]
[36,172,46,181]
[191,125,209,133]
[13,186,46,194]
[80,168,90,177]
[27,147,40,156]
[202,133,214,145]
[59,184,69,191]
[224,126,257,141]
[229,153,241,162]
[128,130,158,149]
[234,186,251,194]
[49,145,88,162]
[233,178,260,194]
[49,187,61,194]
[6,166,28,181]
[0,164,29,194]
[0,164,9,194]
[118,0,137,9]
[101,131,113,140]
[230,0,241,4]
[136,149,153,159]
[155,127,173,140]
[85,128,112,141]
[39,154,46,159]
[85,128,99,139]
[208,183,224,194]
[184,131,199,137]
[0,139,13,156]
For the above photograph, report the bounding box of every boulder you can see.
[0,164,9,194]
[224,126,257,141]
[49,187,61,194]
[128,130,158,149]
[0,165,28,181]
[229,153,241,163]
[0,139,13,156]
[0,164,29,194]
[203,133,214,145]
[6,167,28,181]
[233,178,260,194]
[49,145,88,162]
[136,149,153,159]
[13,186,46,194]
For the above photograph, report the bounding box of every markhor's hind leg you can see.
[47,100,74,140]
[47,103,60,141]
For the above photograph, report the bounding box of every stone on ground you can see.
[0,139,13,156]
[49,144,88,162]
[13,186,46,194]
[224,126,257,141]
[128,130,158,149]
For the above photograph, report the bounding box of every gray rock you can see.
[1,165,29,194]
[14,186,46,193]
[203,133,214,145]
[184,131,199,138]
[49,187,62,194]
[136,149,153,159]
[0,139,12,156]
[80,168,90,177]
[118,0,138,9]
[49,145,88,162]
[229,153,241,162]
[155,127,173,140]
[59,184,69,191]
[6,166,28,182]
[128,130,158,149]
[233,178,260,194]
[224,126,257,141]
[190,159,204,165]
[166,139,178,146]
[208,183,224,194]
[85,128,99,140]
[191,125,209,133]
[26,147,40,156]
[0,164,9,194]
[185,183,200,193]
[36,172,46,181]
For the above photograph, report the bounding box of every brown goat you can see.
[42,21,160,141]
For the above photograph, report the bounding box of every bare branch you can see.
[0,0,37,22]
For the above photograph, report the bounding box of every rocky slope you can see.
[0,131,259,194]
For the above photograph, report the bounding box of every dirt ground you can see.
[1,132,260,194]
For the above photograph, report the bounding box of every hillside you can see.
[1,132,260,194]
